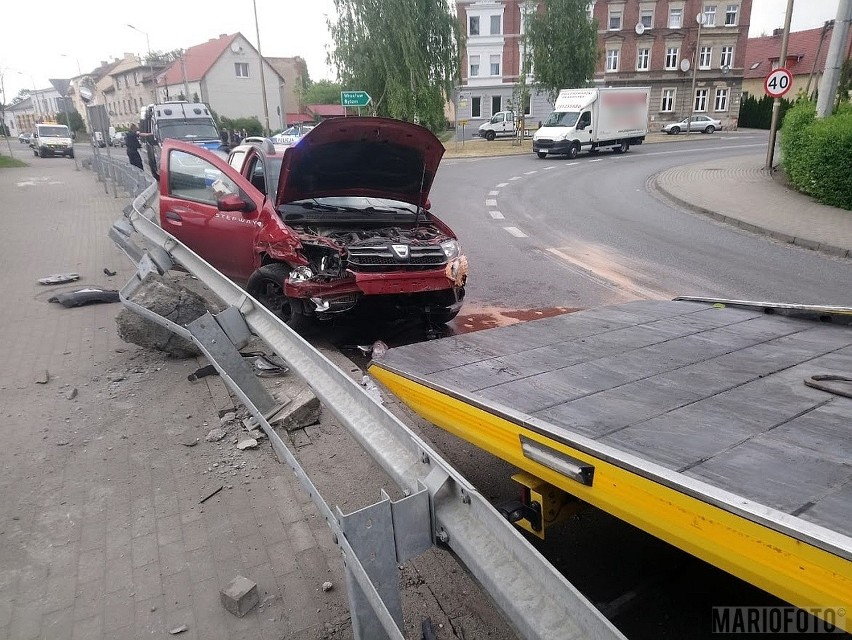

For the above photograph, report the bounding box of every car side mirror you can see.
[217,193,255,213]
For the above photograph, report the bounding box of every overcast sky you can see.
[0,0,841,101]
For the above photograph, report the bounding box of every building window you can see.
[470,55,480,77]
[725,4,738,25]
[235,62,249,78]
[637,48,650,70]
[703,5,716,26]
[491,95,501,114]
[714,88,729,111]
[472,96,481,118]
[606,49,619,71]
[640,10,654,28]
[669,8,682,28]
[523,93,532,116]
[134,72,139,85]
[665,47,679,70]
[661,88,675,111]
[490,54,500,76]
[469,16,480,36]
[490,15,501,35]
[720,45,733,68]
[609,9,622,30]
[699,46,712,68]
[695,88,708,112]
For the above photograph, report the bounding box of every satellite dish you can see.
[721,64,731,75]
[680,59,691,72]
[696,12,707,25]
[635,23,645,35]
[230,42,242,53]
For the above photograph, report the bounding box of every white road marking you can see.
[488,190,499,196]
[509,176,522,181]
[490,211,505,219]
[485,199,498,207]
[543,166,556,171]
[496,182,509,187]
[504,226,528,238]
[566,162,579,166]
[524,170,537,175]
[589,158,603,163]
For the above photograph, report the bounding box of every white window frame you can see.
[669,8,682,28]
[490,54,501,76]
[694,88,708,112]
[699,46,712,69]
[703,5,717,27]
[609,8,622,30]
[714,87,729,111]
[490,15,502,35]
[720,45,733,68]
[235,62,249,78]
[725,4,738,26]
[665,47,679,70]
[640,10,654,28]
[469,55,480,77]
[637,48,650,71]
[606,49,620,72]
[469,16,480,36]
[661,88,675,112]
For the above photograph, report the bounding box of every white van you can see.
[532,87,650,159]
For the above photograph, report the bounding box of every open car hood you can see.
[275,117,444,208]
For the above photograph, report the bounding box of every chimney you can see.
[219,33,227,38]
[772,28,783,36]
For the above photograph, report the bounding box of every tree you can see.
[56,108,85,134]
[329,0,461,132]
[524,0,598,103]
[301,80,343,105]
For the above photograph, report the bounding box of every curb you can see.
[650,175,851,260]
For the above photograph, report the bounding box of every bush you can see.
[781,101,852,210]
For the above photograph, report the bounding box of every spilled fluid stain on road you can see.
[450,304,581,335]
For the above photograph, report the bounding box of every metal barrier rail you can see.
[104,161,624,640]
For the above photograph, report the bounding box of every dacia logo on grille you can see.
[391,244,410,259]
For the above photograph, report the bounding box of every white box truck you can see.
[532,87,650,159]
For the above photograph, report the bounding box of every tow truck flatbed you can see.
[369,300,852,630]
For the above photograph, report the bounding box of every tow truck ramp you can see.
[370,299,852,632]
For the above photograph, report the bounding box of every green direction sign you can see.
[341,91,372,108]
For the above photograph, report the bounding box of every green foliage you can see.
[329,0,461,133]
[737,94,792,129]
[301,80,343,105]
[219,116,264,137]
[781,100,852,210]
[524,0,598,103]
[56,109,85,134]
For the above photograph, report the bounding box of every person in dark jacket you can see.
[125,124,146,171]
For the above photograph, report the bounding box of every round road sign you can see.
[764,68,793,98]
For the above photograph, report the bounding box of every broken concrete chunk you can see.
[270,387,320,432]
[65,387,78,400]
[220,576,259,618]
[236,438,258,451]
[321,581,333,592]
[35,370,50,385]
[219,411,237,425]
[205,428,227,442]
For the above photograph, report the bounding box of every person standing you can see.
[125,124,145,171]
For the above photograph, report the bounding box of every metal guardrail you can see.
[99,154,625,640]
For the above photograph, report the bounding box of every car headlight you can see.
[289,266,313,282]
[441,239,461,260]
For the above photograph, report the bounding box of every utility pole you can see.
[252,0,272,135]
[0,69,14,156]
[765,0,794,171]
[127,24,156,102]
[816,0,852,117]
[687,10,706,136]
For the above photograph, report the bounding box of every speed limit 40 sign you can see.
[764,68,793,98]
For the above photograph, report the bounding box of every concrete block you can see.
[220,575,259,617]
[270,387,321,432]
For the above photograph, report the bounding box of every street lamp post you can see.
[252,0,272,135]
[127,24,157,102]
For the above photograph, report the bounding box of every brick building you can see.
[455,0,753,131]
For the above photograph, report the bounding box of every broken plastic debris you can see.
[169,625,188,635]
[48,288,120,308]
[38,273,80,285]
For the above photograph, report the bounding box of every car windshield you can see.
[38,126,70,137]
[158,121,219,141]
[543,111,580,127]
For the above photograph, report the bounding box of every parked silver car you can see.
[661,115,722,135]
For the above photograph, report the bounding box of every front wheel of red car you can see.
[247,264,312,332]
